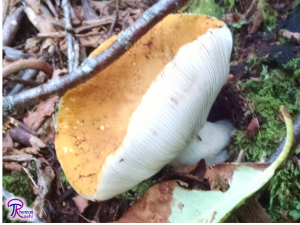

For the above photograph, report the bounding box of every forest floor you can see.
[2,0,300,223]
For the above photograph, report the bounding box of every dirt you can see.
[2,0,300,223]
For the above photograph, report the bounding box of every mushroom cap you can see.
[55,14,233,201]
[170,120,235,168]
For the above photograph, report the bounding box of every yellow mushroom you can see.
[55,14,233,201]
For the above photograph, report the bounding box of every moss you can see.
[2,169,37,222]
[179,0,225,19]
[229,58,300,221]
[122,178,156,206]
[61,171,69,185]
[258,0,278,31]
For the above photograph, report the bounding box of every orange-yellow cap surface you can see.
[55,14,230,201]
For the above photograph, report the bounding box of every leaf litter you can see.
[2,0,300,223]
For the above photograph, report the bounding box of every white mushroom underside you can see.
[83,25,233,201]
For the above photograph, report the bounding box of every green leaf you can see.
[289,210,300,220]
[279,37,287,45]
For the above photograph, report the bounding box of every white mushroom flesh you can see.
[170,120,235,168]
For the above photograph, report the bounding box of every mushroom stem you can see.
[170,120,235,168]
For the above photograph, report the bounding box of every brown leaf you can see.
[272,3,284,10]
[36,116,55,143]
[279,30,300,43]
[29,135,46,149]
[72,196,89,213]
[3,162,22,171]
[118,181,176,223]
[247,118,260,137]
[23,147,40,155]
[77,32,108,48]
[24,5,57,33]
[35,158,55,199]
[24,0,40,15]
[25,37,38,52]
[222,13,246,26]
[51,68,68,80]
[3,132,13,148]
[225,74,234,84]
[277,114,285,123]
[24,96,59,131]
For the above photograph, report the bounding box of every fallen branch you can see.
[3,59,53,78]
[37,31,67,38]
[62,0,75,73]
[3,0,190,117]
[5,76,39,87]
[3,46,39,61]
[2,7,25,46]
[109,0,119,35]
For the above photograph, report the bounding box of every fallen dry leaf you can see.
[24,96,59,131]
[31,158,55,222]
[24,0,40,15]
[29,135,46,148]
[36,158,55,198]
[118,181,175,223]
[277,114,285,123]
[22,146,40,155]
[77,32,109,48]
[279,30,300,43]
[25,37,38,52]
[72,195,89,213]
[247,118,260,137]
[51,68,68,80]
[222,13,246,26]
[3,132,13,148]
[3,162,22,171]
[36,116,56,143]
[24,5,56,33]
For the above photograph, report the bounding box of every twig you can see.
[244,0,258,19]
[74,17,115,33]
[76,212,93,223]
[81,0,98,20]
[22,166,39,189]
[2,0,9,24]
[9,69,39,95]
[73,41,80,70]
[3,59,53,78]
[62,0,74,72]
[3,154,34,162]
[2,7,25,46]
[235,150,245,163]
[3,0,190,117]
[3,46,39,61]
[109,0,119,35]
[7,116,37,135]
[5,76,39,87]
[46,0,59,19]
[69,4,80,25]
[267,115,300,163]
[37,31,67,38]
